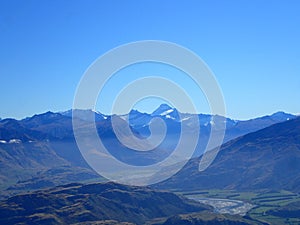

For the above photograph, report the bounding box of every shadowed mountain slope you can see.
[0,182,211,225]
[156,117,300,192]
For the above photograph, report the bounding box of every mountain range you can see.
[0,105,297,194]
[0,105,299,224]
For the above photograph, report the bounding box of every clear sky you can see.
[0,0,299,120]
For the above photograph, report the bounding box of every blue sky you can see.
[0,0,299,120]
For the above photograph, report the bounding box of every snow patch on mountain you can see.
[160,109,174,116]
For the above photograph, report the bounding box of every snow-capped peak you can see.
[151,104,174,116]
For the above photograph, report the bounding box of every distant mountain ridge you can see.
[0,105,297,195]
[1,105,295,148]
[0,105,295,158]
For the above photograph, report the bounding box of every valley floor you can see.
[180,189,300,225]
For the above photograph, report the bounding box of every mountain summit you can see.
[151,104,175,116]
